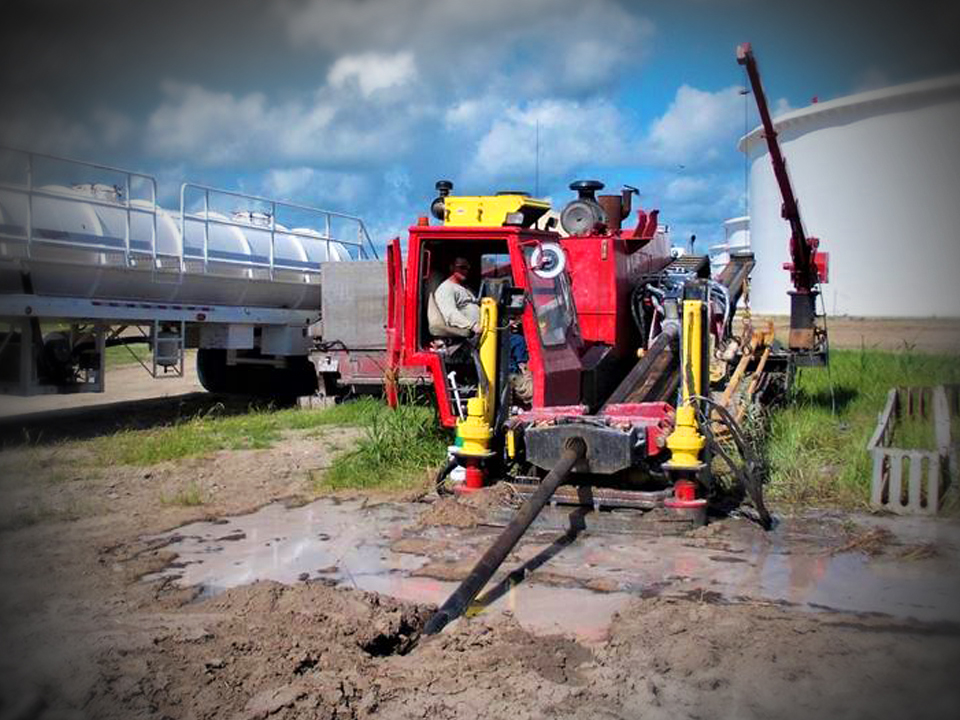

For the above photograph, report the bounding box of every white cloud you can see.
[445,98,502,131]
[327,52,417,97]
[146,82,285,164]
[262,166,369,206]
[263,167,316,198]
[643,85,745,168]
[469,99,629,182]
[277,0,652,98]
[91,108,135,149]
[0,108,92,156]
[773,97,795,116]
[144,78,420,168]
[0,102,137,157]
[649,173,745,248]
[662,176,711,203]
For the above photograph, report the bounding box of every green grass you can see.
[891,414,937,451]
[92,396,449,493]
[764,348,960,507]
[162,481,207,507]
[104,343,151,368]
[94,398,384,466]
[317,401,450,491]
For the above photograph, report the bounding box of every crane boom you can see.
[737,42,828,363]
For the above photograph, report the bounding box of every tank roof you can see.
[738,73,960,153]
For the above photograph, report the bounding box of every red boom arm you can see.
[737,42,828,360]
[737,42,823,294]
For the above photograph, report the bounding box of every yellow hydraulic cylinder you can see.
[477,298,497,425]
[456,297,498,457]
[665,299,707,470]
[458,397,494,456]
[505,429,516,459]
[679,300,704,403]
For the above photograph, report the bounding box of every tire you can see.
[197,349,318,399]
[196,348,233,393]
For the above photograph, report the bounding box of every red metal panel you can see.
[600,401,674,456]
[560,221,671,354]
[509,234,583,408]
[395,219,674,419]
[385,237,403,408]
[400,226,458,427]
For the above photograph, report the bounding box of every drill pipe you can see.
[423,436,587,635]
[601,323,679,408]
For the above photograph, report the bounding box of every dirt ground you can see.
[749,315,960,353]
[1,322,959,720]
[1,396,960,719]
[0,351,205,421]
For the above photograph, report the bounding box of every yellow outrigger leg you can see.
[665,299,707,472]
[455,297,498,489]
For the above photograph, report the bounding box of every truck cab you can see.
[389,221,584,428]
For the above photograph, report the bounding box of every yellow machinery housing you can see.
[442,194,550,228]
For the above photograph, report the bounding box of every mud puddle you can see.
[147,498,960,641]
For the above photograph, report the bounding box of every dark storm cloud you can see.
[0,0,288,102]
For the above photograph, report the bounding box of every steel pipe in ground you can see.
[423,436,587,635]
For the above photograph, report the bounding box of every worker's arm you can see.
[435,281,480,332]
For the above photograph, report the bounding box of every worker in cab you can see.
[428,257,481,338]
[509,316,533,405]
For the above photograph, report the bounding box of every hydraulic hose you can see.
[423,436,586,635]
[434,457,458,496]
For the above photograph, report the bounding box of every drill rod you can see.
[423,436,587,635]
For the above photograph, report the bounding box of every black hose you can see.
[470,345,489,400]
[423,436,586,635]
[630,285,646,345]
[434,457,458,496]
[692,394,772,530]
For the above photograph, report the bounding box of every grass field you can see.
[763,348,960,507]
[51,347,960,506]
[313,399,449,491]
[92,396,450,492]
[104,343,151,369]
[93,398,384,465]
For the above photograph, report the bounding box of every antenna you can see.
[535,118,540,197]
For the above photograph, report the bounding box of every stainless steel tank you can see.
[0,179,363,310]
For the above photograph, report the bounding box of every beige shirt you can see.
[431,278,480,335]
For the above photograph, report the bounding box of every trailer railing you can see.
[178,183,378,280]
[0,147,379,283]
[0,147,161,269]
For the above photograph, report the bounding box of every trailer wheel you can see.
[196,349,233,394]
[198,349,318,400]
[277,356,319,399]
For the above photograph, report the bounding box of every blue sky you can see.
[2,0,958,253]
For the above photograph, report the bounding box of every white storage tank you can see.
[740,74,960,317]
[710,216,750,276]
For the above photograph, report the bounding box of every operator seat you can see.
[426,274,473,339]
